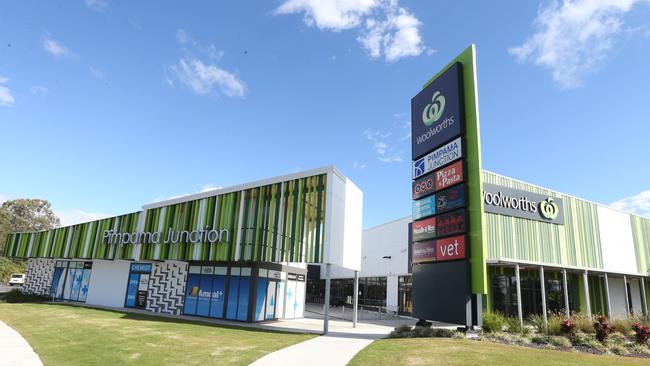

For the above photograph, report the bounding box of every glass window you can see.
[226,276,241,320]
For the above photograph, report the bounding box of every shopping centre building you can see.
[4,45,650,327]
[3,166,363,325]
[323,170,650,324]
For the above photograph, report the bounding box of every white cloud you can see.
[86,0,108,12]
[168,30,244,98]
[0,77,15,106]
[509,0,649,88]
[275,0,427,62]
[199,185,223,193]
[176,29,224,60]
[29,85,48,95]
[170,57,246,98]
[55,209,111,226]
[352,162,367,170]
[42,36,76,59]
[89,66,105,79]
[364,128,403,163]
[611,190,650,218]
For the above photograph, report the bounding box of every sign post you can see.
[409,45,486,327]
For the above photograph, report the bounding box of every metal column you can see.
[641,278,648,316]
[515,263,523,328]
[540,266,548,333]
[623,275,630,316]
[583,271,591,319]
[353,270,359,328]
[323,263,331,335]
[562,268,570,318]
[604,273,611,318]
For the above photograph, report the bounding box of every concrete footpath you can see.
[0,320,43,366]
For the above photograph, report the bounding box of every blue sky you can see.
[1,0,650,228]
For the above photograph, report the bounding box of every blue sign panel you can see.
[413,194,436,220]
[412,137,462,179]
[411,62,464,160]
[130,263,152,273]
[125,273,139,308]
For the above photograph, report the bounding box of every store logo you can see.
[539,198,559,220]
[422,91,445,126]
[190,286,199,297]
[413,158,425,178]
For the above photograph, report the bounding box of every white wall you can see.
[386,275,399,312]
[608,277,628,319]
[328,216,410,279]
[597,206,637,274]
[324,173,363,271]
[85,260,132,308]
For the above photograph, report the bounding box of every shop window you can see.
[398,275,412,316]
[50,261,93,302]
[124,263,152,309]
[185,265,243,321]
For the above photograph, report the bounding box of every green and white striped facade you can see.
[3,166,363,323]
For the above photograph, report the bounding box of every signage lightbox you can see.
[435,184,466,214]
[412,240,437,264]
[413,173,436,200]
[412,137,462,179]
[412,216,437,242]
[435,235,466,261]
[435,160,464,191]
[411,62,464,160]
[483,183,564,224]
[413,194,436,220]
[434,209,467,238]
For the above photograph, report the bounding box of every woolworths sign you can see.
[483,183,564,225]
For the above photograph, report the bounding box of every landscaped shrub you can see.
[528,314,544,333]
[611,318,633,336]
[607,332,628,346]
[482,311,507,333]
[1,289,48,303]
[629,343,650,355]
[547,335,572,349]
[388,325,462,339]
[546,313,563,335]
[560,319,577,336]
[632,322,650,345]
[608,343,629,356]
[388,325,413,338]
[593,315,615,342]
[572,313,595,334]
[484,332,530,345]
[531,335,549,345]
[504,315,525,334]
[570,332,594,346]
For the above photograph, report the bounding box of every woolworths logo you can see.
[539,198,559,220]
[422,91,445,126]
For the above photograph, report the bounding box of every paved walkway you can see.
[0,320,42,366]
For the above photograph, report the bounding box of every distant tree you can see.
[0,199,60,254]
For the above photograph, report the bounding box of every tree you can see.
[0,199,60,254]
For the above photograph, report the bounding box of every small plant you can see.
[548,336,572,349]
[629,343,650,355]
[531,335,549,345]
[482,311,507,333]
[572,313,595,334]
[608,343,629,356]
[528,314,545,333]
[632,322,650,345]
[593,315,615,343]
[560,319,577,336]
[2,289,48,303]
[570,332,594,346]
[546,313,563,335]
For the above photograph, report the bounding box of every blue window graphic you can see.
[184,273,200,315]
[226,276,240,320]
[237,277,250,321]
[209,276,226,318]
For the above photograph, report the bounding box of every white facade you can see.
[85,260,131,308]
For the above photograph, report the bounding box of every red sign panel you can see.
[412,240,436,264]
[435,235,466,261]
[412,216,436,242]
[434,209,467,238]
[435,160,464,191]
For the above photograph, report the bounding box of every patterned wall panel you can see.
[21,258,55,296]
[145,261,188,315]
[483,171,604,269]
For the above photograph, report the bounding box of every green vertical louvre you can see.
[237,174,326,263]
[483,172,604,269]
[631,216,650,274]
[3,174,327,263]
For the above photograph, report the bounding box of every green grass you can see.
[349,338,650,366]
[0,303,314,366]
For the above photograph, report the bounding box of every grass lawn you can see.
[349,338,650,366]
[0,302,314,366]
